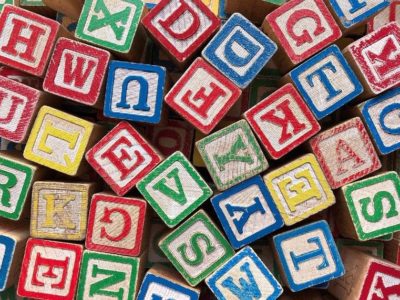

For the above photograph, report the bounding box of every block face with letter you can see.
[290,45,363,120]
[206,247,283,300]
[85,193,148,257]
[310,117,381,189]
[273,220,344,291]
[264,154,335,226]
[104,61,166,124]
[86,121,161,196]
[43,38,110,107]
[196,120,269,191]
[159,210,234,286]
[17,238,83,300]
[368,0,400,33]
[137,151,212,228]
[202,13,277,88]
[211,176,283,249]
[244,83,320,159]
[141,0,220,64]
[165,58,241,134]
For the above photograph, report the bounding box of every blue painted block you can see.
[0,235,15,291]
[104,61,166,124]
[290,45,363,120]
[273,220,344,292]
[211,176,283,249]
[206,247,283,300]
[137,271,199,300]
[202,13,277,89]
[361,87,400,154]
[329,0,390,28]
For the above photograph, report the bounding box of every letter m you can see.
[89,264,126,300]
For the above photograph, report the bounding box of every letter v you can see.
[153,168,187,205]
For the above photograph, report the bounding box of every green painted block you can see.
[196,120,268,191]
[343,171,400,241]
[159,210,234,286]
[263,0,286,5]
[137,151,212,228]
[77,250,142,300]
[75,0,144,53]
[336,238,384,258]
[19,0,44,5]
[0,1,14,11]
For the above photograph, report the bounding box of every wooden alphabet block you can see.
[0,1,13,12]
[336,238,384,258]
[336,172,400,241]
[23,106,103,176]
[211,175,284,249]
[206,247,283,300]
[273,220,344,292]
[329,247,400,299]
[77,250,145,300]
[165,58,241,134]
[43,38,110,107]
[42,0,83,20]
[30,181,95,241]
[0,66,43,90]
[196,120,269,191]
[368,0,400,33]
[86,121,162,196]
[104,61,166,124]
[137,151,212,228]
[85,193,148,257]
[244,83,320,159]
[343,22,400,96]
[159,210,234,286]
[137,264,200,300]
[310,117,381,189]
[141,0,220,66]
[17,238,83,300]
[384,238,400,265]
[289,45,363,120]
[264,154,335,226]
[0,5,68,76]
[202,13,277,88]
[202,0,219,16]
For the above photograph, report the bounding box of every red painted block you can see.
[141,0,220,65]
[368,1,400,33]
[310,117,381,189]
[85,193,148,257]
[43,38,110,107]
[245,83,320,159]
[165,58,241,134]
[17,238,83,300]
[0,66,42,89]
[0,5,64,77]
[86,121,162,196]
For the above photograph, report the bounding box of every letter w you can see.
[63,53,96,89]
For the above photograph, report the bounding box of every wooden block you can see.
[103,61,166,124]
[141,0,220,66]
[0,5,69,77]
[30,181,96,241]
[211,175,283,249]
[202,0,219,16]
[0,66,42,89]
[137,264,200,299]
[202,13,277,89]
[137,151,212,228]
[0,1,13,12]
[264,154,335,226]
[42,0,83,20]
[56,13,78,34]
[384,238,400,265]
[336,238,384,258]
[289,45,363,120]
[336,171,400,241]
[192,129,206,168]
[206,246,283,300]
[159,210,234,286]
[18,0,57,18]
[147,219,170,266]
[273,220,344,292]
[77,250,145,300]
[86,121,162,196]
[224,0,278,25]
[309,117,381,189]
[165,58,241,134]
[17,238,83,300]
[329,247,400,299]
[244,83,320,159]
[85,193,149,257]
[262,0,342,70]
[343,22,400,96]
[196,120,269,191]
[43,38,110,107]
[23,106,103,176]
[368,0,400,33]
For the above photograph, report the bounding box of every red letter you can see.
[100,207,132,242]
[31,252,69,289]
[366,37,400,79]
[335,139,365,176]
[371,275,400,299]
[62,53,96,89]
[0,90,24,124]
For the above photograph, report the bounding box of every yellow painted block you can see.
[264,154,335,225]
[202,0,219,15]
[24,106,94,176]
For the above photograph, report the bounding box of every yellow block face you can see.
[202,0,219,15]
[24,106,94,175]
[264,154,335,225]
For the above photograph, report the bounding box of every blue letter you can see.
[380,103,400,135]
[116,75,150,111]
[290,237,329,271]
[224,30,260,67]
[347,0,367,14]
